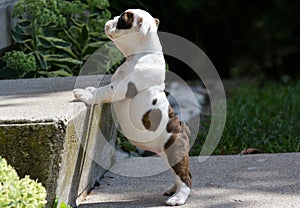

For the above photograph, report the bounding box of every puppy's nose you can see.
[105,19,115,31]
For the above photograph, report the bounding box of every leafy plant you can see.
[2,51,36,78]
[0,156,47,207]
[191,81,300,155]
[1,0,112,79]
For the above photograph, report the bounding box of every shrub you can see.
[191,81,300,155]
[0,156,47,207]
[1,0,113,79]
[2,51,36,78]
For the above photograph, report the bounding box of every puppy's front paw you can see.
[73,88,94,104]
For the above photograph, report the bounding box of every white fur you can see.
[74,9,169,150]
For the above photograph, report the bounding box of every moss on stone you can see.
[0,122,65,207]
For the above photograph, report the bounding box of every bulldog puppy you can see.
[73,9,192,206]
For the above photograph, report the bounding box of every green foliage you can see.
[0,156,47,208]
[2,51,36,78]
[191,81,300,155]
[116,131,137,155]
[1,0,111,79]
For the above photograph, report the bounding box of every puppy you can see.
[73,9,191,206]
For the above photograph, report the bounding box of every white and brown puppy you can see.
[73,9,191,206]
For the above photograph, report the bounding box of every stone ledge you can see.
[0,76,117,207]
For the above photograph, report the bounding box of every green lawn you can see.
[190,81,300,156]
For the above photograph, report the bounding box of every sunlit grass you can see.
[190,81,300,155]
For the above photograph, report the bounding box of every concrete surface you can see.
[0,76,117,207]
[78,153,300,208]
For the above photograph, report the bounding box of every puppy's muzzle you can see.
[104,18,118,39]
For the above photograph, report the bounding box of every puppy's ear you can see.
[137,16,151,35]
[137,16,143,27]
[154,18,160,27]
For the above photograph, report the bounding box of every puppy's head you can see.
[105,9,159,40]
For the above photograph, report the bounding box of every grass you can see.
[190,81,300,156]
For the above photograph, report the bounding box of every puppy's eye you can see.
[117,12,134,30]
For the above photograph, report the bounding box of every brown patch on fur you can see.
[173,155,192,188]
[125,82,137,98]
[164,105,192,188]
[117,11,134,30]
[166,106,190,136]
[168,105,176,118]
[142,109,162,131]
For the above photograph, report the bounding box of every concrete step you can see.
[78,153,300,208]
[0,76,117,207]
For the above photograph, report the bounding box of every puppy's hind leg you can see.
[165,154,191,206]
[163,136,192,206]
[161,106,192,206]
